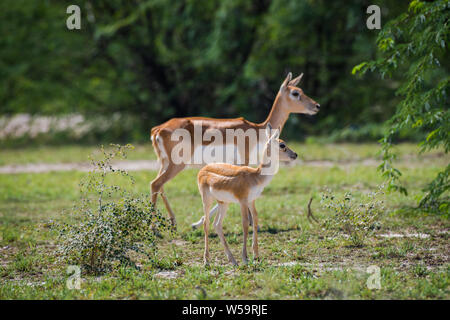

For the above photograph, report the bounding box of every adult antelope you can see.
[199,126,297,265]
[150,72,320,226]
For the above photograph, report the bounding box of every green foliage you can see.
[53,144,173,274]
[320,187,384,246]
[420,164,449,213]
[354,0,449,212]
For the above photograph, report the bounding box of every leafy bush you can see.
[353,0,449,212]
[320,187,384,246]
[53,144,173,274]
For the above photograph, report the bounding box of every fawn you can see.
[197,125,297,265]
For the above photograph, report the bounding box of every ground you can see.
[0,142,448,299]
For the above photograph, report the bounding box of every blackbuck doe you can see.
[150,72,320,226]
[199,126,297,265]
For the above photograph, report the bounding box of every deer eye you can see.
[279,143,286,149]
[292,91,300,99]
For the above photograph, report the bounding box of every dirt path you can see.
[0,157,443,174]
[0,160,160,174]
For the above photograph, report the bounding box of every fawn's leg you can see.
[213,202,237,266]
[249,201,259,260]
[240,202,249,264]
[202,191,213,266]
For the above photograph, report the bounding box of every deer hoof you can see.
[228,255,238,266]
[191,216,205,230]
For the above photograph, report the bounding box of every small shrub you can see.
[53,144,173,274]
[1,228,20,244]
[11,250,38,273]
[412,263,429,278]
[151,248,183,270]
[320,186,385,246]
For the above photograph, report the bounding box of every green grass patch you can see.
[0,143,448,299]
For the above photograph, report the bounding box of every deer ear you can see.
[288,73,303,86]
[280,72,292,92]
[265,123,272,138]
[270,129,280,141]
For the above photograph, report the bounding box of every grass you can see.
[0,143,449,299]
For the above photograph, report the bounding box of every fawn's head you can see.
[265,124,298,162]
[278,72,320,115]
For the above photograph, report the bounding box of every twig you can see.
[307,197,319,223]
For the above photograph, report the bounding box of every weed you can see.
[320,186,385,246]
[412,263,429,277]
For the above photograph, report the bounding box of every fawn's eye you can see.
[279,143,286,149]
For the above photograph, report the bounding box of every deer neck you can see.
[262,93,290,132]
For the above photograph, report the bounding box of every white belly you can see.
[209,182,267,204]
[210,187,239,203]
[248,184,265,202]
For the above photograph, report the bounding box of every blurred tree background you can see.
[0,0,415,143]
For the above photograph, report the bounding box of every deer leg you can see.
[306,197,319,223]
[150,167,165,206]
[249,201,259,260]
[159,187,177,225]
[247,209,253,226]
[214,202,237,266]
[202,190,213,266]
[150,162,184,226]
[191,204,219,229]
[240,202,249,265]
[247,208,261,231]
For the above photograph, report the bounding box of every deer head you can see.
[279,72,320,115]
[265,124,298,163]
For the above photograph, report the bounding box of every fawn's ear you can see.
[280,72,292,92]
[288,73,303,87]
